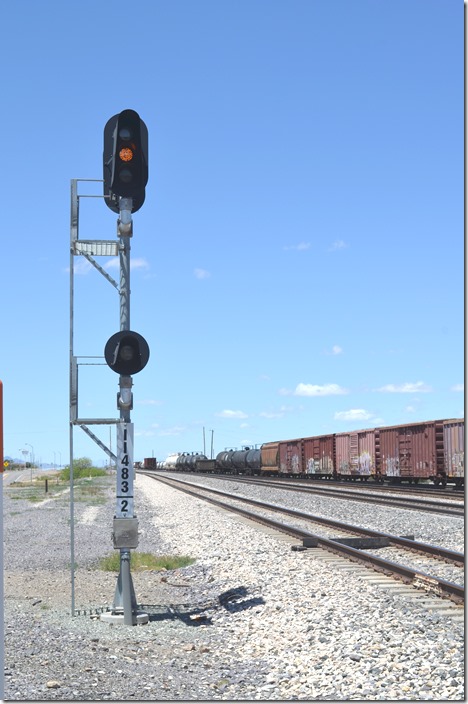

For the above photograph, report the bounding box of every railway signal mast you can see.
[69,109,150,626]
[101,110,150,625]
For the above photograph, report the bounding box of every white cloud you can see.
[294,383,349,397]
[71,259,93,275]
[259,411,284,419]
[451,384,464,392]
[216,409,248,419]
[328,239,347,252]
[283,242,311,251]
[334,409,373,422]
[279,387,291,396]
[194,268,210,279]
[331,345,343,355]
[376,382,432,393]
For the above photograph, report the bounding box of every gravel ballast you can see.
[3,472,465,700]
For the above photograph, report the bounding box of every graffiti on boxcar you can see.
[290,454,300,474]
[358,451,373,475]
[384,457,400,477]
[339,453,373,476]
[339,460,351,475]
[306,456,334,474]
[450,452,464,477]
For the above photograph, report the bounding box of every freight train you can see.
[155,418,464,487]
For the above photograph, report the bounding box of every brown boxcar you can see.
[143,457,157,470]
[443,419,464,485]
[279,439,303,474]
[303,434,335,477]
[260,441,280,474]
[376,420,442,482]
[335,428,376,479]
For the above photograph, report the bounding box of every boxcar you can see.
[335,428,376,480]
[303,433,335,478]
[279,439,303,474]
[375,420,442,483]
[443,419,464,486]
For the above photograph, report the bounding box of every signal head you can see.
[103,109,148,213]
[104,330,150,376]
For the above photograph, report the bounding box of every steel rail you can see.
[195,475,464,517]
[143,473,464,604]
[151,474,464,564]
[229,475,465,505]
[224,475,464,499]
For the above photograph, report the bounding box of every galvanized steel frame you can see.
[69,178,122,616]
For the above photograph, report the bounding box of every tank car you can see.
[228,447,261,475]
[216,450,236,473]
[163,453,180,470]
[245,447,261,475]
[176,452,208,472]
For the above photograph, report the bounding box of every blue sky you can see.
[2,0,463,467]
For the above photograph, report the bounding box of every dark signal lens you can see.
[119,169,133,183]
[119,127,132,141]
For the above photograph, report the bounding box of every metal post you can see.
[119,197,135,626]
[69,424,75,616]
[102,196,147,626]
[69,179,77,617]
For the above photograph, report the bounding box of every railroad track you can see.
[238,476,465,499]
[267,477,464,496]
[141,473,464,605]
[171,473,464,517]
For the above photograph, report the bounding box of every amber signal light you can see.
[119,147,134,162]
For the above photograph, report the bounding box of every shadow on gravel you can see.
[140,585,265,626]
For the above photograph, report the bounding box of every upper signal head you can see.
[103,109,148,213]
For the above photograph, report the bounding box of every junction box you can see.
[112,517,139,549]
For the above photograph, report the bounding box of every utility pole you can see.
[210,429,214,460]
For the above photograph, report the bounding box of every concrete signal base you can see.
[100,610,149,625]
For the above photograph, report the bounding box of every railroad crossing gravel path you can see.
[4,473,464,700]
